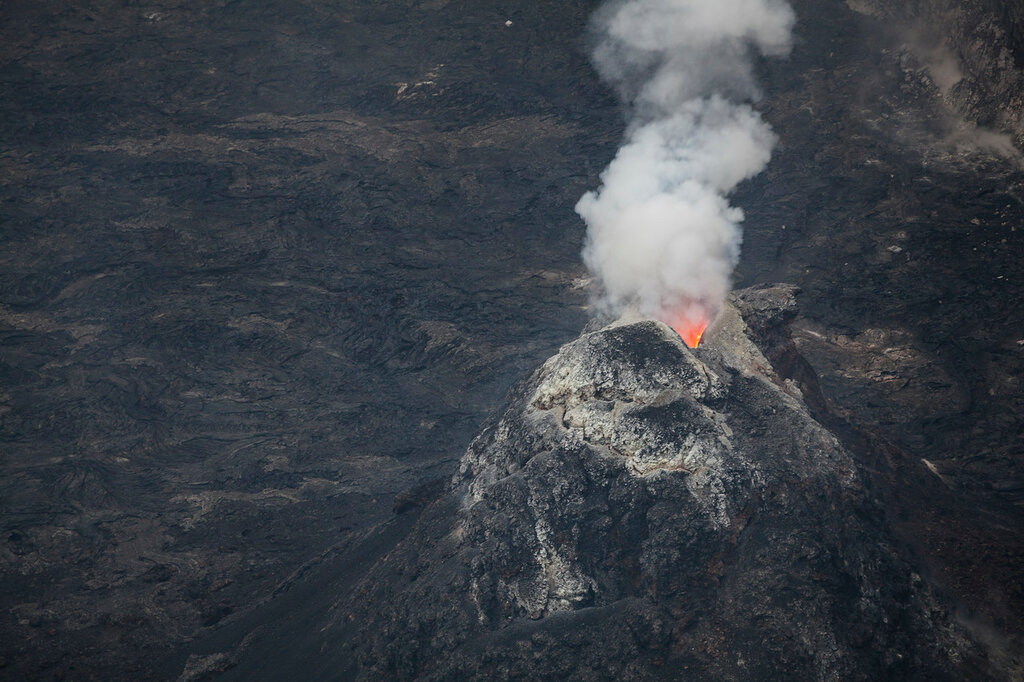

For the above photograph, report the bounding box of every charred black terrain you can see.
[1,0,1022,679]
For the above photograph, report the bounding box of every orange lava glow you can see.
[673,319,709,349]
[663,308,711,349]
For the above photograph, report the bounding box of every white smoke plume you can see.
[577,0,795,333]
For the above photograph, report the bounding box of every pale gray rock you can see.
[324,286,991,680]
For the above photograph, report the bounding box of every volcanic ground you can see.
[1,0,1022,679]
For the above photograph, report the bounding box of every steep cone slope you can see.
[198,287,990,680]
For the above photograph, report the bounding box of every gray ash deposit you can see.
[190,287,989,680]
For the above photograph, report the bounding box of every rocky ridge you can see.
[285,285,993,680]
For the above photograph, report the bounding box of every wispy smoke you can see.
[577,0,795,327]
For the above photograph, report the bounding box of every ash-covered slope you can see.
[266,285,985,681]
[848,0,1024,149]
[172,287,998,680]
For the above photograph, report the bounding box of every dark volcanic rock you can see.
[268,289,988,680]
[4,0,1024,677]
[849,0,1024,149]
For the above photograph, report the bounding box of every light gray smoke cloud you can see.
[577,0,795,332]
